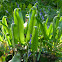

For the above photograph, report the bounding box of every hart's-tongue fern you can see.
[2,16,8,34]
[2,16,11,45]
[14,8,25,44]
[53,15,60,45]
[26,6,37,42]
[31,26,38,52]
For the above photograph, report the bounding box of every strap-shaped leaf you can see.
[36,14,48,40]
[2,16,8,34]
[56,16,62,43]
[31,26,38,52]
[0,22,9,33]
[2,16,11,45]
[26,6,37,42]
[11,23,15,49]
[53,16,60,44]
[40,21,48,40]
[48,23,53,39]
[44,17,49,37]
[14,8,25,44]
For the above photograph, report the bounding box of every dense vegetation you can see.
[0,0,62,62]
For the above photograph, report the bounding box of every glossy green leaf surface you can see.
[14,8,25,44]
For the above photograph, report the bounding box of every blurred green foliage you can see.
[0,0,33,23]
[0,0,62,22]
[0,0,62,62]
